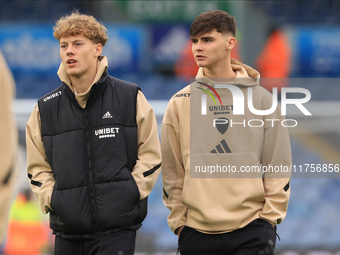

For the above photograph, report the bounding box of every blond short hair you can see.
[53,11,108,46]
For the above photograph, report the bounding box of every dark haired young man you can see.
[26,12,161,255]
[162,10,291,255]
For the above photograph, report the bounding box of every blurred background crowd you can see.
[0,1,340,255]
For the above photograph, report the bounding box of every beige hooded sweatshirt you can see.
[26,56,161,214]
[162,58,292,234]
[0,50,19,244]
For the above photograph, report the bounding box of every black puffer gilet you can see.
[38,72,147,240]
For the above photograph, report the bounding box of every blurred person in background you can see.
[26,11,161,255]
[162,10,292,255]
[255,25,292,98]
[3,189,50,255]
[0,50,19,252]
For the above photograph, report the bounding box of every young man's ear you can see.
[226,37,236,51]
[95,43,103,56]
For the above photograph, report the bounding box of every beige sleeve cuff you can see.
[260,178,291,225]
[26,105,55,214]
[131,91,162,200]
[161,108,188,233]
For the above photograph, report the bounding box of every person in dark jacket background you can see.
[26,11,161,255]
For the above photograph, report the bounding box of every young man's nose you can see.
[66,46,74,55]
[195,42,203,52]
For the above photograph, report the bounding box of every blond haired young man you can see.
[26,12,161,255]
[162,10,291,255]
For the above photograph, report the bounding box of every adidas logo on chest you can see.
[103,111,113,119]
[97,111,118,139]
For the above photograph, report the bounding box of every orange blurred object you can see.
[256,29,292,93]
[3,193,50,255]
[4,221,49,255]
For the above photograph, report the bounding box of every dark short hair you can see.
[190,10,236,37]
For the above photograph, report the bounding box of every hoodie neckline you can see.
[195,58,260,88]
[57,56,108,108]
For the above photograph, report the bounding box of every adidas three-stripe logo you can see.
[103,111,113,119]
[211,139,231,153]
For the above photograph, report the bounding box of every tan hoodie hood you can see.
[56,56,108,108]
[195,58,260,87]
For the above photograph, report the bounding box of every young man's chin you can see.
[65,70,80,77]
[196,60,210,68]
[196,63,206,68]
